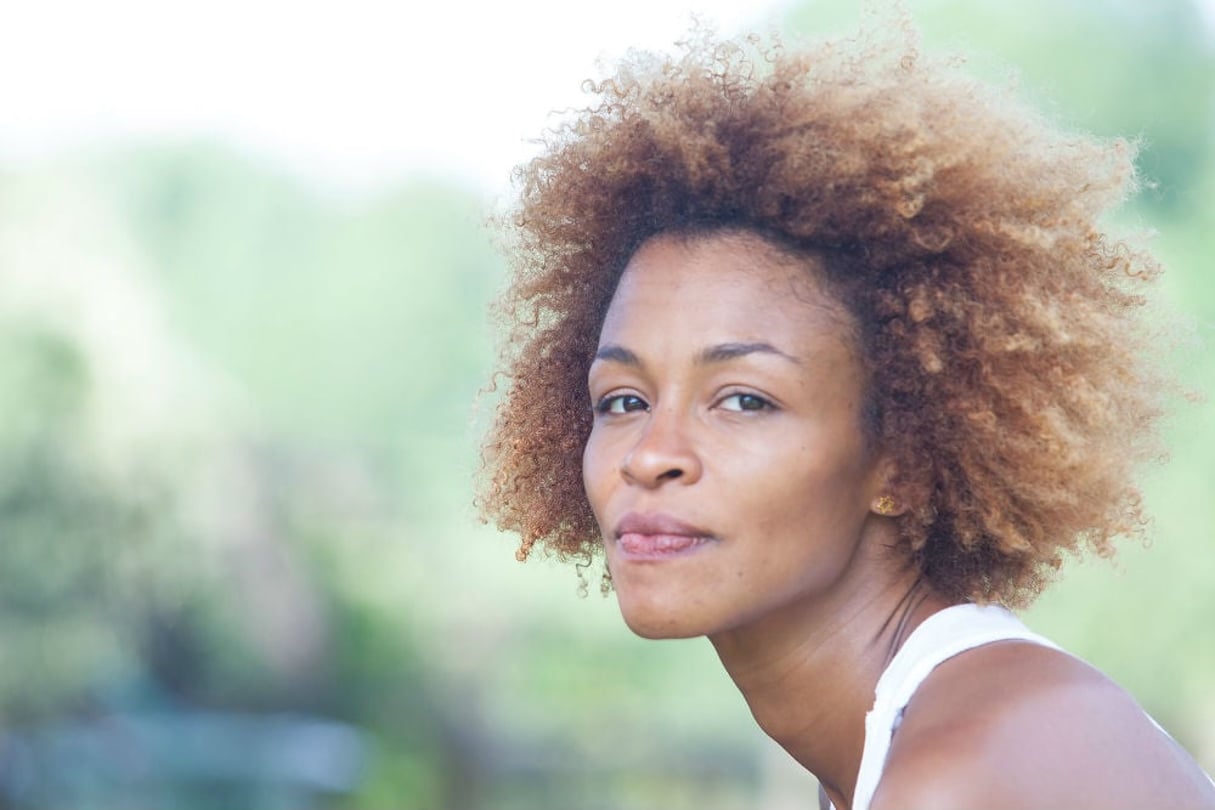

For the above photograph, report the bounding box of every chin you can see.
[615,595,710,640]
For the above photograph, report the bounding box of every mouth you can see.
[613,512,715,561]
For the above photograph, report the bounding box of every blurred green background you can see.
[0,0,1212,807]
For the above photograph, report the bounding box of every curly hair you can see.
[477,24,1170,608]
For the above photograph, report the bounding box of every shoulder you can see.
[869,640,1215,810]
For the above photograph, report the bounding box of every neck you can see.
[709,573,951,810]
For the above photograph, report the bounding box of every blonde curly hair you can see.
[478,24,1169,608]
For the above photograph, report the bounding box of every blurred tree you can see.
[0,156,462,807]
[787,0,1215,211]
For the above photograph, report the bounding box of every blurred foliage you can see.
[0,150,472,806]
[0,0,1211,807]
[790,0,1215,210]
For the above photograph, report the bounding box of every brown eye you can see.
[719,393,773,412]
[597,394,649,415]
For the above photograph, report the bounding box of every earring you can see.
[873,495,898,516]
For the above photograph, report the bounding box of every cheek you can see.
[581,430,611,520]
[743,449,867,534]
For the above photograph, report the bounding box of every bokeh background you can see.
[0,0,1212,807]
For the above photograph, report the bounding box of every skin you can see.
[581,230,1215,810]
[873,641,1215,809]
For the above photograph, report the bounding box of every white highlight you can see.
[0,0,786,194]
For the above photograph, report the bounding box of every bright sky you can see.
[0,0,790,196]
[4,0,1213,197]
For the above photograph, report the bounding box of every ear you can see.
[868,455,909,517]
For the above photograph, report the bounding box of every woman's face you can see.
[583,231,892,640]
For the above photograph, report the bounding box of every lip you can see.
[612,512,715,561]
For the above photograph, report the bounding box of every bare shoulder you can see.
[869,640,1215,810]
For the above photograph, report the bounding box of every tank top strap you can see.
[849,603,1058,810]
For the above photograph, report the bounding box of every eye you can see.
[718,392,774,412]
[596,393,649,415]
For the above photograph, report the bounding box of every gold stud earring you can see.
[874,495,898,516]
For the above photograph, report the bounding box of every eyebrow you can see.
[698,341,800,365]
[592,341,800,366]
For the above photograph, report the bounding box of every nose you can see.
[620,406,703,488]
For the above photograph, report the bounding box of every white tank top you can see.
[845,603,1213,810]
[850,603,1062,810]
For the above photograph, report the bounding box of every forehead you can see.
[600,231,855,349]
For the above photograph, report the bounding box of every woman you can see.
[477,23,1215,810]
